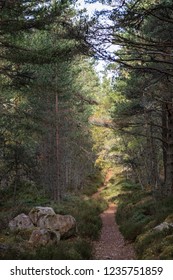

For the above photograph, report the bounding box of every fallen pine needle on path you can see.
[92,170,136,260]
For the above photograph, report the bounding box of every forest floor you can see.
[92,170,136,260]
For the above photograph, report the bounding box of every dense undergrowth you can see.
[2,166,173,260]
[0,172,107,259]
[113,180,173,259]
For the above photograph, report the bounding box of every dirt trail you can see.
[92,170,136,260]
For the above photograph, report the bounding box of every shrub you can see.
[52,196,107,240]
[0,238,93,260]
[115,178,173,259]
[0,170,106,260]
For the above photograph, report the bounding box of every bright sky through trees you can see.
[76,0,116,77]
[76,0,112,17]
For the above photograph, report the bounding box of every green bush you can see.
[119,214,151,241]
[33,239,93,260]
[81,184,98,196]
[0,238,93,260]
[72,199,105,239]
[121,180,141,191]
[0,213,9,231]
[52,195,107,240]
[0,170,107,260]
[115,179,173,259]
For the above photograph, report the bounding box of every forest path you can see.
[92,170,136,260]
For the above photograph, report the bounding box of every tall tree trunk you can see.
[144,104,160,192]
[165,100,173,195]
[149,123,160,193]
[162,103,168,184]
[54,92,61,201]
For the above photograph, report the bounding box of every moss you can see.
[33,238,93,259]
[165,214,173,223]
[121,180,141,191]
[114,176,173,259]
[81,185,98,196]
[143,220,157,231]
[0,188,105,259]
[159,245,173,260]
[135,230,166,258]
[0,214,9,231]
[142,247,160,260]
[0,238,93,260]
[164,234,173,243]
[15,228,35,240]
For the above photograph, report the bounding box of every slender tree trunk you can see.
[150,123,160,192]
[144,104,160,192]
[131,163,144,190]
[162,103,168,184]
[165,100,173,195]
[13,147,19,205]
[54,92,61,201]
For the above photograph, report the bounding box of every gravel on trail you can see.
[92,170,136,260]
[93,202,136,260]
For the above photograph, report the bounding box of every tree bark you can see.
[165,100,173,195]
[54,92,61,201]
[162,103,168,184]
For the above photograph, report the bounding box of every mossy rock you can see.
[16,228,36,241]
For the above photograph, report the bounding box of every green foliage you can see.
[0,0,99,203]
[0,170,107,259]
[120,180,141,191]
[106,0,173,196]
[81,172,104,196]
[115,179,173,259]
[101,182,122,202]
[81,185,98,196]
[52,195,107,240]
[0,181,49,211]
[0,213,9,231]
[0,238,93,260]
[136,229,173,259]
[76,199,103,239]
[31,239,92,260]
[116,193,153,241]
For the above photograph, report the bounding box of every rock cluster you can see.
[8,207,76,246]
[9,213,34,231]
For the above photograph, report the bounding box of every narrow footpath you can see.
[92,171,136,260]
